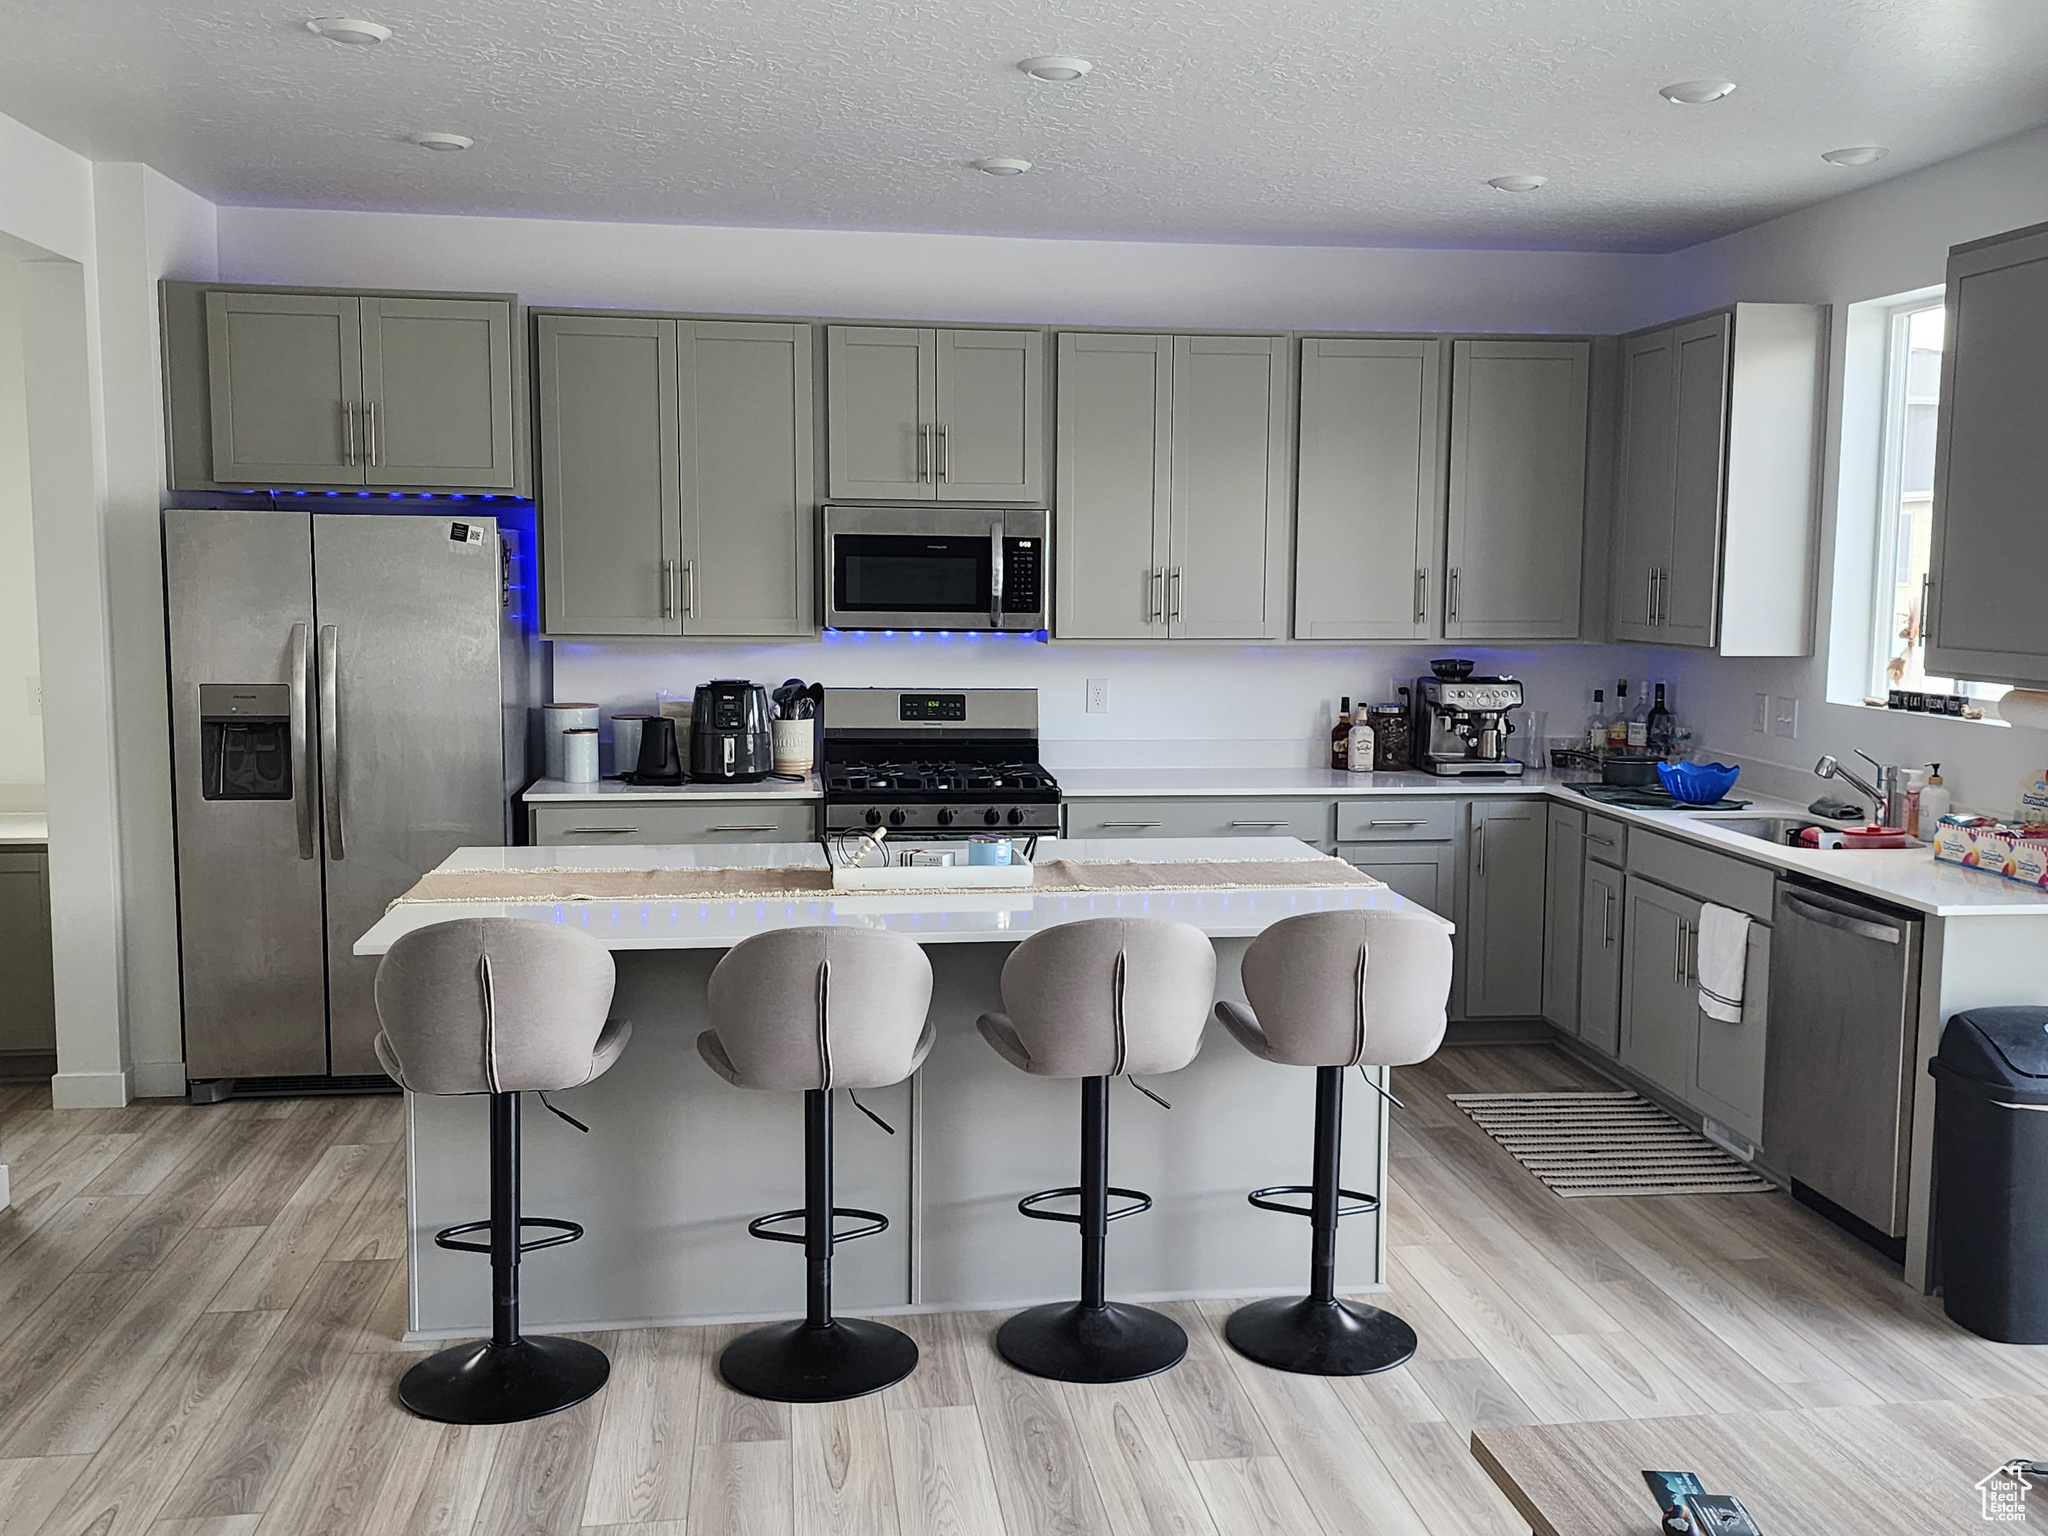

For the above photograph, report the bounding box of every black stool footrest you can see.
[747,1206,889,1246]
[1018,1185,1153,1224]
[1246,1184,1379,1220]
[433,1215,584,1255]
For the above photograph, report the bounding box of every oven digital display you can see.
[900,695,968,722]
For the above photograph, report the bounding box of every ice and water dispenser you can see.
[198,684,293,801]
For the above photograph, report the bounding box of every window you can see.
[1868,300,2006,704]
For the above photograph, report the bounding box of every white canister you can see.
[773,718,815,776]
[543,702,599,780]
[610,713,655,778]
[561,728,600,785]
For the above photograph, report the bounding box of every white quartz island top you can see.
[354,835,1442,956]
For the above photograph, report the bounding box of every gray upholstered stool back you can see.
[980,917,1216,1079]
[373,918,628,1095]
[699,927,935,1092]
[1219,909,1451,1069]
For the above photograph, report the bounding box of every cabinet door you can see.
[1055,333,1171,640]
[933,329,1045,502]
[679,321,815,637]
[826,325,935,500]
[1660,313,1731,647]
[205,291,364,484]
[1167,334,1289,640]
[1462,801,1548,1018]
[1579,861,1623,1055]
[1620,877,1699,1098]
[1612,327,1675,641]
[1293,337,1444,640]
[1445,339,1588,640]
[1692,918,1770,1142]
[1339,842,1455,919]
[358,297,517,489]
[0,847,55,1053]
[1926,227,2048,684]
[536,314,682,636]
[1543,804,1583,1030]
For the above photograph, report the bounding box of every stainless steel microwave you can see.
[822,505,1048,632]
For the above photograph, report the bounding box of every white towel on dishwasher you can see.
[1695,903,1751,1024]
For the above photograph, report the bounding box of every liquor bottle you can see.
[1347,708,1376,775]
[1646,683,1674,757]
[1627,681,1651,750]
[1607,680,1631,751]
[1585,688,1607,754]
[1330,697,1352,770]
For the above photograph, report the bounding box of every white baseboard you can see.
[51,1067,135,1110]
[132,1061,188,1100]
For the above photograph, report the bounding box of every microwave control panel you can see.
[1002,538,1043,614]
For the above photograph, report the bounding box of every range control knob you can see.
[864,808,883,826]
[936,808,955,827]
[888,809,908,827]
[1007,808,1026,825]
[983,808,1002,826]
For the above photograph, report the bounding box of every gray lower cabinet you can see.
[1542,804,1583,1030]
[529,802,814,846]
[1578,859,1624,1055]
[0,846,55,1056]
[1461,800,1548,1017]
[1292,337,1444,641]
[1692,920,1771,1144]
[1444,339,1588,641]
[190,286,519,491]
[1338,841,1455,919]
[1619,874,1697,1099]
[825,325,1045,503]
[1928,220,2048,685]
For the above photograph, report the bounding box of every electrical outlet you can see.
[1771,696,1800,739]
[25,675,39,717]
[1085,677,1109,715]
[1752,693,1769,734]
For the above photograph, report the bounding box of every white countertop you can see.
[1056,766,1541,798]
[353,836,1445,956]
[0,813,48,844]
[523,775,819,803]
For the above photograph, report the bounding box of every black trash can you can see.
[1931,1008,2048,1342]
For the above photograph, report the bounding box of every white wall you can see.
[1655,125,2048,820]
[0,267,40,801]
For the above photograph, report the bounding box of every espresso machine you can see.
[1412,660,1526,777]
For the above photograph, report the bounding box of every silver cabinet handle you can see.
[990,521,1004,631]
[365,400,379,467]
[915,423,930,482]
[1674,918,1687,985]
[1369,819,1426,827]
[1448,567,1460,620]
[938,422,951,482]
[342,401,358,467]
[318,624,344,861]
[684,560,697,620]
[1646,567,1658,626]
[1586,832,1618,849]
[662,558,679,619]
[563,826,639,836]
[289,623,314,860]
[1414,568,1428,624]
[1475,821,1485,874]
[1150,569,1165,624]
[1229,820,1290,829]
[1170,568,1183,624]
[709,824,781,834]
[1603,887,1615,947]
[1098,819,1163,828]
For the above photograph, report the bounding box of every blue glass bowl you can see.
[1658,761,1740,805]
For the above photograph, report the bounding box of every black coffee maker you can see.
[690,679,774,782]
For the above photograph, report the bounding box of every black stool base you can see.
[997,1300,1188,1384]
[1224,1295,1418,1376]
[398,1335,610,1424]
[719,1317,919,1403]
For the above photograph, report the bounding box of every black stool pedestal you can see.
[720,1089,918,1403]
[1224,1065,1417,1377]
[400,1092,610,1423]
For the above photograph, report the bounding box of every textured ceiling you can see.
[3,0,2046,252]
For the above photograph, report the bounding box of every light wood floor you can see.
[0,1045,2039,1536]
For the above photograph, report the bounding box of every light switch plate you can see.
[1085,678,1109,715]
[1771,696,1800,739]
[1751,693,1769,734]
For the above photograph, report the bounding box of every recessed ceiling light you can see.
[1487,173,1548,193]
[409,132,474,152]
[1822,145,1889,167]
[1019,56,1092,82]
[1660,78,1737,104]
[971,157,1033,176]
[305,16,391,45]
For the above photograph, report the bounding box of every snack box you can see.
[1934,815,2048,889]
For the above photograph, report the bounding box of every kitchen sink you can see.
[1704,815,1925,850]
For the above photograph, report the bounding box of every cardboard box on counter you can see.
[1934,816,2048,889]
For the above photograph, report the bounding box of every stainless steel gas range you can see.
[819,688,1062,837]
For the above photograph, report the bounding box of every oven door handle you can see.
[989,521,1004,630]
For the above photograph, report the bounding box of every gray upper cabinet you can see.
[1611,304,1824,655]
[1461,800,1548,1018]
[677,321,816,638]
[826,325,1044,502]
[1444,339,1588,641]
[536,314,682,637]
[1055,331,1288,642]
[190,286,519,492]
[1293,337,1444,641]
[1927,220,2048,685]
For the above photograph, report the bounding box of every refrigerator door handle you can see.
[290,622,315,860]
[318,624,345,860]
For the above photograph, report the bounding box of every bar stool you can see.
[977,916,1216,1383]
[1215,908,1451,1375]
[698,926,934,1402]
[372,917,632,1424]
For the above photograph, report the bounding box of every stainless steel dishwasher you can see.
[1762,879,1924,1240]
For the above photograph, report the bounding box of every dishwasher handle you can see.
[1781,889,1905,945]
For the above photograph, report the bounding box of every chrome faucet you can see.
[1815,752,1903,826]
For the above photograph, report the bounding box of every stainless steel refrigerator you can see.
[165,506,537,1090]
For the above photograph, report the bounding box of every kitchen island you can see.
[356,837,1443,1339]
